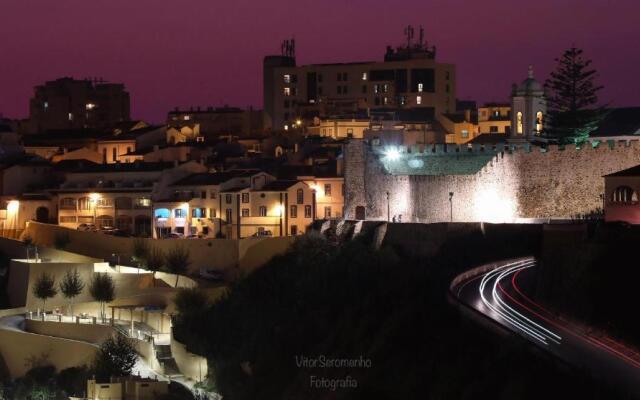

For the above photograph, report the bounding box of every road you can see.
[452,257,640,398]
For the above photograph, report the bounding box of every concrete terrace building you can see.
[26,77,130,134]
[264,28,456,131]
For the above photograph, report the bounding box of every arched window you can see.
[536,111,543,134]
[78,197,92,211]
[516,112,523,134]
[611,186,638,203]
[296,188,304,204]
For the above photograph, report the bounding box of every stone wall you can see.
[344,140,640,222]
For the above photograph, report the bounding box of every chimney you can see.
[464,109,471,122]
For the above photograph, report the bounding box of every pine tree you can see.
[59,269,85,316]
[544,47,606,144]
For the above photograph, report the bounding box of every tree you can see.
[59,269,84,316]
[145,246,165,287]
[89,273,115,323]
[174,287,208,316]
[32,272,57,316]
[544,46,606,144]
[131,238,150,272]
[93,334,138,382]
[165,245,191,287]
[22,235,33,262]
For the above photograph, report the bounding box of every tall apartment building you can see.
[263,29,456,131]
[27,77,130,133]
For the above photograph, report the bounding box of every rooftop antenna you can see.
[404,25,414,48]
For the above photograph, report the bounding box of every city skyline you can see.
[1,0,640,123]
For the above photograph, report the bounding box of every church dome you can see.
[517,66,543,93]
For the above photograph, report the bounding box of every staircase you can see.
[155,344,182,377]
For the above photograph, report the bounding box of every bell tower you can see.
[510,66,546,143]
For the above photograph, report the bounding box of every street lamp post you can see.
[386,191,390,222]
[449,192,454,222]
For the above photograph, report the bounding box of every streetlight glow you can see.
[7,200,19,214]
[383,147,401,161]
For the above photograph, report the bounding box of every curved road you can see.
[452,257,640,398]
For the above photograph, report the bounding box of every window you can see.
[291,225,298,235]
[96,215,113,229]
[241,208,250,217]
[296,188,304,204]
[362,85,367,94]
[337,73,342,81]
[225,208,233,223]
[374,84,380,94]
[201,191,207,199]
[284,87,291,96]
[96,198,113,208]
[210,208,216,218]
[383,97,389,105]
[112,148,117,161]
[337,86,342,95]
[43,101,48,111]
[283,74,291,83]
[536,111,543,134]
[68,112,73,121]
[416,96,422,105]
[461,130,469,138]
[383,84,389,93]
[343,85,348,94]
[612,186,638,203]
[304,205,312,218]
[490,126,499,133]
[516,112,523,134]
[290,205,297,218]
[324,184,332,196]
[210,190,217,199]
[174,208,186,218]
[127,147,132,154]
[418,83,424,92]
[259,206,267,217]
[241,193,249,203]
[226,194,232,204]
[362,72,367,81]
[192,208,205,218]
[284,100,290,108]
[60,198,77,210]
[78,197,92,211]
[324,207,332,218]
[78,216,94,223]
[60,216,76,223]
[134,198,151,208]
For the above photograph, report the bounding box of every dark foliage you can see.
[93,334,139,382]
[32,272,57,311]
[173,225,626,399]
[165,245,191,287]
[89,272,115,321]
[544,47,606,143]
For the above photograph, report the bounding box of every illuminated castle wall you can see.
[344,140,640,223]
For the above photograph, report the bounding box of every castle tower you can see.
[509,66,546,143]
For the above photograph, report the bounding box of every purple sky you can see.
[1,0,638,123]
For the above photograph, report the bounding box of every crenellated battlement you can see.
[369,138,640,157]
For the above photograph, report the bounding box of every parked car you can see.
[77,223,96,231]
[251,230,273,238]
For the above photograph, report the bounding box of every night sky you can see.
[1,0,638,123]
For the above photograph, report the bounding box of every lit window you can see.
[461,130,469,138]
[324,184,332,196]
[517,112,523,134]
[184,115,190,121]
[362,72,367,81]
[43,102,48,111]
[304,205,312,218]
[416,96,422,105]
[68,113,73,121]
[290,205,297,218]
[175,208,186,218]
[536,111,543,134]
[418,83,424,92]
[284,125,289,131]
[86,103,96,110]
[242,193,249,203]
[259,206,267,217]
[383,97,389,105]
[374,84,380,94]
[284,87,291,96]
[284,74,291,83]
[383,84,389,93]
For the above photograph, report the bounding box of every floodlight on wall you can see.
[7,200,19,214]
[383,147,401,161]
